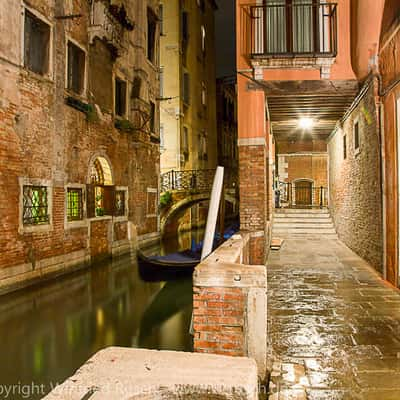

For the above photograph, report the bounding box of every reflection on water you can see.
[0,234,196,399]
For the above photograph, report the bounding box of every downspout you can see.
[375,74,386,279]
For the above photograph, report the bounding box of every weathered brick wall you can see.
[238,143,268,263]
[193,287,245,357]
[193,234,267,379]
[328,78,383,272]
[0,0,160,291]
[277,139,327,153]
[90,220,110,261]
[278,154,328,187]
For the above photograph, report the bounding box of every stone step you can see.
[274,214,332,220]
[273,217,332,223]
[272,227,337,234]
[272,233,339,240]
[273,223,335,229]
[275,208,329,214]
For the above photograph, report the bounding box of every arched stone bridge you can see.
[160,169,238,234]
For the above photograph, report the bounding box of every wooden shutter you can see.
[103,185,115,216]
[86,184,95,218]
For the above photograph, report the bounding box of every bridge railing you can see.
[161,169,238,193]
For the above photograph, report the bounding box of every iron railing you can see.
[241,2,337,58]
[161,169,238,193]
[278,182,328,208]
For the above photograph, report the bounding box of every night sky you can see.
[215,1,236,78]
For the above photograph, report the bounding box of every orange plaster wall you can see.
[237,74,266,139]
[351,0,385,81]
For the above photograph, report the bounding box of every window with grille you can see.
[115,190,126,216]
[115,78,127,117]
[23,186,49,225]
[67,188,83,221]
[67,41,85,95]
[24,10,51,75]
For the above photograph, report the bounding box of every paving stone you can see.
[267,238,400,399]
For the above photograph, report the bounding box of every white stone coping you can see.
[42,347,258,400]
[195,232,266,288]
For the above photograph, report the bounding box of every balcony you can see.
[89,1,134,58]
[241,2,337,73]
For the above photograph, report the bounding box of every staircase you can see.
[272,208,338,239]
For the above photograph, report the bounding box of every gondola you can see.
[137,248,200,282]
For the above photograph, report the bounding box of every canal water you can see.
[0,230,203,399]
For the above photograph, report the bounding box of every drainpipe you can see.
[375,74,386,279]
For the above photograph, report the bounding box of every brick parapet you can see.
[193,233,267,379]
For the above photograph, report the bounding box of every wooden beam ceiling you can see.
[259,79,359,141]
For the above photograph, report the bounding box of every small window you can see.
[67,41,85,95]
[182,11,189,43]
[160,124,165,148]
[183,72,190,105]
[182,126,189,153]
[201,82,206,106]
[343,134,347,160]
[115,190,126,216]
[23,185,49,225]
[201,25,206,53]
[159,5,164,35]
[354,120,360,153]
[159,67,164,98]
[115,78,127,117]
[197,0,205,12]
[147,8,157,63]
[149,101,156,133]
[67,188,83,221]
[132,76,142,99]
[24,10,51,75]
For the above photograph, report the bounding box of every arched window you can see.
[87,156,115,218]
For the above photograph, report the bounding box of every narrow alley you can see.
[268,238,400,399]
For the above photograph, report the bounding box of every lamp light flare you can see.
[298,118,314,130]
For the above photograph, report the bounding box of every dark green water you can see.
[0,232,200,399]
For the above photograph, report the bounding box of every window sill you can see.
[87,216,113,222]
[114,215,128,223]
[66,220,88,230]
[19,223,53,235]
[21,68,54,84]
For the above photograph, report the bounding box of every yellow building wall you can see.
[160,0,218,174]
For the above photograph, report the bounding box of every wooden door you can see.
[295,180,312,206]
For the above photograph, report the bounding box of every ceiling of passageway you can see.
[262,80,359,141]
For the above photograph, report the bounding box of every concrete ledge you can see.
[43,347,258,400]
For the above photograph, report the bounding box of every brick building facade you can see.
[0,0,161,293]
[328,78,383,272]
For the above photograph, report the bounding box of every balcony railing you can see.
[241,2,337,58]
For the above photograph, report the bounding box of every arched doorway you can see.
[294,179,313,207]
[88,156,115,217]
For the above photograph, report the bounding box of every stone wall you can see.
[0,0,160,293]
[328,77,383,273]
[193,232,267,379]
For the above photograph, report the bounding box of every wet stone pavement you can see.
[267,239,400,400]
